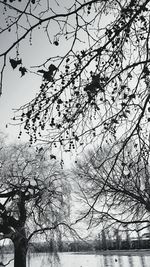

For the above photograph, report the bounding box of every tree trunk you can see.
[13,228,28,267]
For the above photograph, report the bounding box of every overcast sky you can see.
[0,1,67,143]
[0,0,86,146]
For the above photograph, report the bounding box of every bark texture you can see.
[13,228,27,267]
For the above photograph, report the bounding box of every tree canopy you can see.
[72,140,150,231]
[0,0,150,155]
[0,141,70,266]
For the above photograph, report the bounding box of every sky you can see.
[0,0,110,144]
[0,1,71,143]
[0,22,60,141]
[0,31,79,168]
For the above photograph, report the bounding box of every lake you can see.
[2,251,150,267]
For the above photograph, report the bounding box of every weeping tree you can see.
[0,142,70,267]
[72,136,150,232]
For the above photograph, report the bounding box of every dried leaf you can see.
[10,58,22,69]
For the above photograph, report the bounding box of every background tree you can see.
[114,228,121,250]
[0,142,70,267]
[101,229,107,250]
[72,137,150,232]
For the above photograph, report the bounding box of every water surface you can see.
[2,251,150,267]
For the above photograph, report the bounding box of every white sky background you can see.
[0,0,75,143]
[0,0,111,144]
[0,31,58,142]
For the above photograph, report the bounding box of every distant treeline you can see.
[94,238,150,251]
[1,236,150,254]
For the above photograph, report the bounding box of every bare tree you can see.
[0,142,70,267]
[0,0,150,157]
[72,137,150,232]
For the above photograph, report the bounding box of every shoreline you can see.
[70,249,150,256]
[3,249,150,256]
